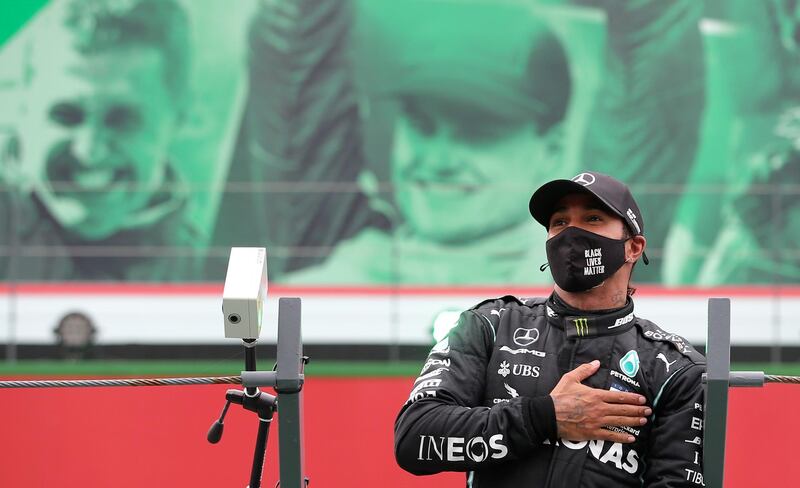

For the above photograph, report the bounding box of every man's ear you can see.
[627,235,646,262]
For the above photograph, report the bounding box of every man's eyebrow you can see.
[551,202,608,212]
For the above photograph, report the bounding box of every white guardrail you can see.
[1,287,799,347]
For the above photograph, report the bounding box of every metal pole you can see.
[704,298,731,488]
[275,298,305,488]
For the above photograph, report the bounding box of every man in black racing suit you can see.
[395,172,706,487]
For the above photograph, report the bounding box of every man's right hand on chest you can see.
[549,360,652,444]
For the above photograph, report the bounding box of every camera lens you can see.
[228,314,241,324]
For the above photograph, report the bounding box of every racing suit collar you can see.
[546,292,636,338]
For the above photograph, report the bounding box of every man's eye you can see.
[550,218,566,227]
[104,105,141,131]
[49,102,85,127]
[587,215,602,222]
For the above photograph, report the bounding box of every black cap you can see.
[529,171,649,264]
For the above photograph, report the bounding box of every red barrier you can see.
[0,377,794,487]
[726,384,798,488]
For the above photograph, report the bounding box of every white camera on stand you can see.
[222,247,268,339]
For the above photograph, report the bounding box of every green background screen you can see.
[1,0,797,287]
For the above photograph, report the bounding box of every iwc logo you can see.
[619,350,640,378]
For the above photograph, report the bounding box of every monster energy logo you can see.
[573,318,589,336]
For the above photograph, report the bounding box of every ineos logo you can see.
[513,328,539,347]
[416,434,508,462]
[572,172,596,186]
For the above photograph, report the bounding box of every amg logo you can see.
[417,434,508,463]
[499,346,546,358]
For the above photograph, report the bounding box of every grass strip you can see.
[1,360,799,378]
[0,360,421,377]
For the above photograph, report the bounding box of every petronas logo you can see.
[620,350,640,378]
[573,318,589,336]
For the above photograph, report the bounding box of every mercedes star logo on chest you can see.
[513,328,540,347]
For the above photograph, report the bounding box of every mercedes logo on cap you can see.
[572,172,596,186]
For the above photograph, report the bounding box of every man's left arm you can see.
[643,363,705,487]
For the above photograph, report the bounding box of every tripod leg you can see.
[248,417,272,488]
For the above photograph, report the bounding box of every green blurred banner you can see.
[1,0,798,286]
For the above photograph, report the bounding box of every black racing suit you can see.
[395,294,706,487]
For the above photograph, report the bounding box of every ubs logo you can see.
[513,328,540,347]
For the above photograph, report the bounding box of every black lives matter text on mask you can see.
[545,227,627,292]
[584,248,604,276]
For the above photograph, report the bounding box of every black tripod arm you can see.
[226,389,277,419]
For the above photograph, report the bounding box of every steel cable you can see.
[2,374,799,388]
[0,376,242,388]
[765,374,800,384]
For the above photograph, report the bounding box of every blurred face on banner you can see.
[381,5,571,245]
[392,95,560,243]
[18,44,180,239]
[13,0,188,240]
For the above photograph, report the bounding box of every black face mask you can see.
[545,226,628,292]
